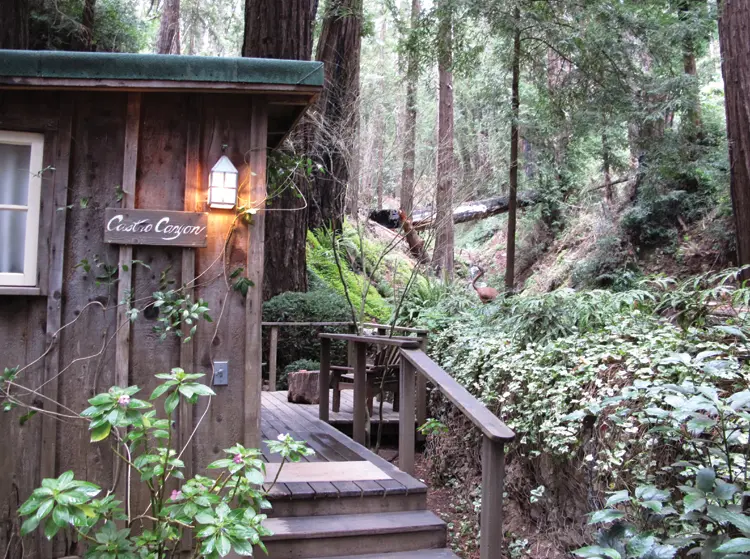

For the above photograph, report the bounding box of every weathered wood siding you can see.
[0,89,263,557]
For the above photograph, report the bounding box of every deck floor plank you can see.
[260,392,426,502]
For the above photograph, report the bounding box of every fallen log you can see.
[411,192,541,230]
[368,192,542,230]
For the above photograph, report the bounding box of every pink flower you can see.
[233,454,244,465]
[117,394,131,408]
[170,489,182,501]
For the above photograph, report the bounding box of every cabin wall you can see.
[0,89,259,557]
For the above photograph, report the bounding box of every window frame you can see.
[0,130,44,287]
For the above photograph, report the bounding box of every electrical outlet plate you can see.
[213,361,229,386]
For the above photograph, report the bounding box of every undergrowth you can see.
[414,267,750,557]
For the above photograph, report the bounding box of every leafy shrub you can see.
[279,359,321,390]
[17,368,312,558]
[423,269,750,555]
[573,380,750,558]
[262,290,350,372]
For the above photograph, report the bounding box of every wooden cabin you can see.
[0,50,512,559]
[0,50,323,556]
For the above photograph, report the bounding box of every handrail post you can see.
[319,337,331,422]
[352,341,368,445]
[416,335,428,433]
[399,355,416,475]
[480,437,505,559]
[268,326,278,392]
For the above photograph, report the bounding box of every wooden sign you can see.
[104,208,208,247]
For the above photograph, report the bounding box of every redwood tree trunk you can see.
[308,0,363,231]
[719,0,750,274]
[156,0,181,54]
[243,0,317,299]
[505,7,521,291]
[400,0,420,217]
[432,0,455,280]
[0,0,29,49]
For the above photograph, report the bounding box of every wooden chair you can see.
[330,343,402,414]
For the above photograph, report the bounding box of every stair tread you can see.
[263,510,446,541]
[317,550,460,559]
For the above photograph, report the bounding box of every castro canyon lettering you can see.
[103,208,209,248]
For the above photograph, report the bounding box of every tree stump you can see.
[287,369,320,404]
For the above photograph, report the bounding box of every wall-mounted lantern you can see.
[208,155,239,210]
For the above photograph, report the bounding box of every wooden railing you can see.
[317,332,426,445]
[317,331,515,559]
[262,321,428,391]
[398,348,515,559]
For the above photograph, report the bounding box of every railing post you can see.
[399,354,416,475]
[352,341,368,445]
[480,436,505,559]
[416,334,428,432]
[319,337,330,423]
[268,326,278,392]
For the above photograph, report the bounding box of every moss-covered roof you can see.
[0,50,323,88]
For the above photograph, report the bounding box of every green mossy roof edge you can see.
[0,50,324,87]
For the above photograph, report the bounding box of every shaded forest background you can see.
[3,0,748,301]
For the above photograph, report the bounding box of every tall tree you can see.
[680,0,704,134]
[242,0,317,299]
[308,0,363,230]
[156,0,181,54]
[400,0,420,217]
[718,0,750,273]
[0,0,29,49]
[432,0,455,280]
[505,5,521,291]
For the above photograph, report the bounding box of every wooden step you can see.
[320,550,461,559]
[260,510,447,559]
[269,491,427,518]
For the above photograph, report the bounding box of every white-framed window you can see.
[0,131,44,287]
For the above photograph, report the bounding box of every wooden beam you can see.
[243,98,268,450]
[115,93,140,390]
[319,337,331,423]
[40,96,73,557]
[480,438,506,559]
[0,77,322,95]
[268,326,279,391]
[416,335,428,436]
[178,94,201,554]
[114,91,140,496]
[398,356,416,475]
[318,332,421,349]
[352,341,368,446]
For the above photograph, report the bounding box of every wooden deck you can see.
[260,391,424,504]
[266,389,400,425]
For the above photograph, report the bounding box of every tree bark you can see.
[718,0,750,274]
[0,0,29,49]
[308,0,363,231]
[156,0,181,54]
[400,0,420,217]
[243,0,317,299]
[432,0,455,280]
[505,6,521,292]
[602,131,613,203]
